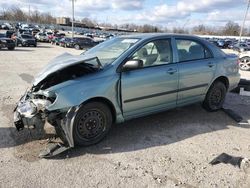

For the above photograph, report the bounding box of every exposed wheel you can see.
[239,56,250,71]
[73,102,112,146]
[74,44,80,50]
[203,81,227,111]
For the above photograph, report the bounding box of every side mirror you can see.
[122,59,143,71]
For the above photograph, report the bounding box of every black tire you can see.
[74,44,80,50]
[239,57,250,71]
[8,47,15,50]
[203,81,227,111]
[73,102,112,146]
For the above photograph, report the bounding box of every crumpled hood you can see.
[33,53,96,86]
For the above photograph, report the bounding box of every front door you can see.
[121,39,178,119]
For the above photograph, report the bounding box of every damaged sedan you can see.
[14,34,240,157]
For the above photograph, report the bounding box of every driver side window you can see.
[131,39,172,68]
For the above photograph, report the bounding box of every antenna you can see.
[239,0,250,43]
[71,0,76,39]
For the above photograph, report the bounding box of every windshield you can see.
[82,37,139,66]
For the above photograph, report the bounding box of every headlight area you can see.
[13,91,56,131]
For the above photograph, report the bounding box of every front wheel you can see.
[73,102,112,146]
[239,57,250,71]
[203,81,227,111]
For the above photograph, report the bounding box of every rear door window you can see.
[176,39,212,62]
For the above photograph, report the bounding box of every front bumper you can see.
[13,91,75,157]
[13,92,44,131]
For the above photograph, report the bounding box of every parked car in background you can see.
[35,32,50,42]
[0,33,15,50]
[32,29,40,37]
[1,23,13,30]
[223,40,233,49]
[16,34,37,47]
[51,36,64,45]
[58,37,72,47]
[216,40,225,48]
[239,51,250,71]
[232,43,250,52]
[64,37,98,50]
[13,34,240,157]
[5,30,16,38]
[48,33,65,42]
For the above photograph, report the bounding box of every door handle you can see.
[208,62,215,68]
[167,68,177,74]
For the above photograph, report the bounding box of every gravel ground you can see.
[0,43,250,188]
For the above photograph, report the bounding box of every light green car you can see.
[14,34,240,157]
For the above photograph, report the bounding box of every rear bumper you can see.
[0,42,15,49]
[228,73,241,91]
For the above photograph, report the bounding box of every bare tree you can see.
[81,17,95,28]
[222,21,240,36]
[172,27,188,34]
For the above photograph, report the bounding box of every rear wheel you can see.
[239,56,250,71]
[73,102,112,146]
[203,81,227,111]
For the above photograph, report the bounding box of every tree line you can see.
[0,6,55,24]
[0,6,249,36]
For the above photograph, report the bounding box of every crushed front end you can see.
[13,54,103,157]
[14,90,53,131]
[13,88,73,158]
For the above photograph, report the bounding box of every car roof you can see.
[118,33,202,40]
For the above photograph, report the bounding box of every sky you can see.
[1,0,250,29]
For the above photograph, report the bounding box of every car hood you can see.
[33,53,97,86]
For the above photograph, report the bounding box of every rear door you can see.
[121,38,178,119]
[175,38,216,106]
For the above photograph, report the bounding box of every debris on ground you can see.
[210,153,250,174]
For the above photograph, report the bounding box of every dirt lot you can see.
[0,43,250,188]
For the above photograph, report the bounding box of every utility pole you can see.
[71,0,75,39]
[239,0,250,43]
[28,4,30,24]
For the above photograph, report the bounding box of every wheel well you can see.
[81,97,116,123]
[213,76,229,90]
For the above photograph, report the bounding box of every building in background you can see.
[56,17,70,26]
